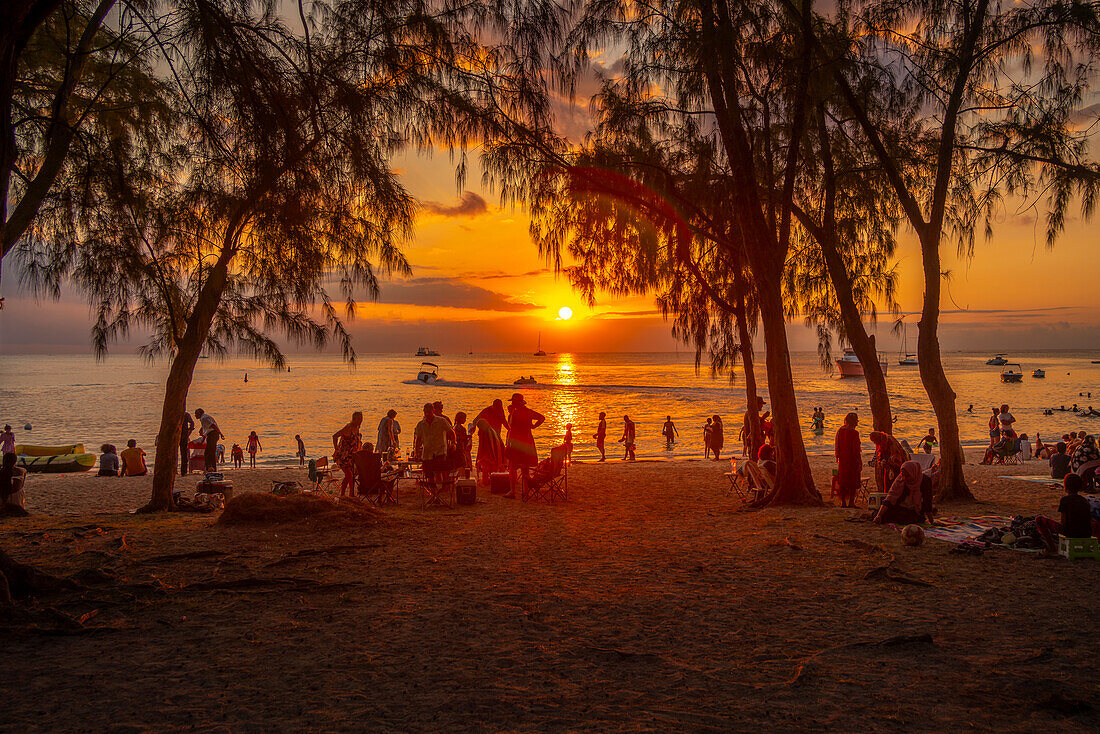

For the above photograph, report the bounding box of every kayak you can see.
[14,444,96,473]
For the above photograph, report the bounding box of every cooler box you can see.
[456,478,477,506]
[489,472,510,495]
[867,492,887,512]
[197,479,233,501]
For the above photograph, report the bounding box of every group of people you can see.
[95,440,150,477]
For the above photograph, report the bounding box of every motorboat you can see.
[533,332,546,356]
[1000,363,1023,383]
[986,354,1008,365]
[415,346,440,357]
[1032,368,1045,378]
[416,362,439,383]
[835,348,889,377]
[513,376,537,385]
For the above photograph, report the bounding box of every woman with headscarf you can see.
[471,417,505,485]
[873,461,935,525]
[834,412,862,508]
[505,393,545,497]
[1070,434,1100,487]
[869,430,907,493]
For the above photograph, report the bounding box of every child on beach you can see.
[917,428,937,454]
[246,431,261,468]
[594,412,607,461]
[703,417,713,459]
[295,435,306,466]
[0,424,15,457]
[231,444,244,468]
[662,416,678,449]
[1036,474,1095,557]
[1049,442,1071,479]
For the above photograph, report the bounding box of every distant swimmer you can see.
[244,373,248,383]
[967,404,973,413]
[662,416,678,449]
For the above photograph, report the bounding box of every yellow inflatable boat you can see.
[15,444,96,473]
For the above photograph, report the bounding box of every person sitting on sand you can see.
[120,439,148,477]
[1070,434,1100,489]
[662,416,678,449]
[0,452,28,515]
[1048,442,1072,480]
[834,413,862,508]
[619,415,637,461]
[1036,474,1096,557]
[917,428,937,454]
[594,412,607,462]
[231,443,244,468]
[98,444,119,477]
[1034,433,1052,460]
[246,431,261,468]
[873,461,935,526]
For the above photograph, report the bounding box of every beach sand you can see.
[0,452,1097,732]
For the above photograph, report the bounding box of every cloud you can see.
[421,191,490,218]
[467,268,552,280]
[376,277,540,312]
[592,309,663,318]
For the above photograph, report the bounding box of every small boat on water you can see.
[416,362,439,383]
[1032,368,1045,378]
[533,332,546,356]
[513,376,537,386]
[898,354,918,366]
[835,348,889,377]
[15,444,95,473]
[1000,363,1024,383]
[897,324,918,365]
[415,346,440,357]
[986,354,1009,365]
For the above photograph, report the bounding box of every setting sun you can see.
[558,306,573,320]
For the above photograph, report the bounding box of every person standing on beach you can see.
[834,413,862,508]
[332,411,363,496]
[710,415,724,460]
[619,415,636,460]
[452,411,471,475]
[662,416,679,449]
[179,411,195,476]
[988,408,1001,446]
[998,404,1016,435]
[415,402,453,484]
[295,435,306,466]
[917,428,938,454]
[505,394,545,495]
[703,417,713,459]
[246,431,262,468]
[377,409,399,458]
[195,409,220,472]
[473,399,509,439]
[0,425,15,458]
[594,412,607,461]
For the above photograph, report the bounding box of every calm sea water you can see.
[1,351,1098,466]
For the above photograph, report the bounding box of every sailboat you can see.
[533,332,546,356]
[898,323,918,366]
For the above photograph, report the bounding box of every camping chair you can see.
[352,449,399,506]
[742,461,774,502]
[418,467,456,509]
[524,445,569,503]
[911,453,939,472]
[310,456,341,494]
[991,440,1020,465]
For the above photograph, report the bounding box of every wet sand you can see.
[0,453,1096,732]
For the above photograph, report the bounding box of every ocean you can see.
[1,351,1098,466]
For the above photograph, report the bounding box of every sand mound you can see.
[217,492,382,526]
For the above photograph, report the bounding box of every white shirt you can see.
[199,414,218,437]
[998,412,1015,430]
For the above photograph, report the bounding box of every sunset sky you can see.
[1,144,1098,355]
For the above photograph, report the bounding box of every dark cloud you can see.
[376,277,540,312]
[468,268,552,280]
[421,191,490,218]
[592,309,663,318]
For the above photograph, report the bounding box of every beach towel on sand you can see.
[887,515,1027,549]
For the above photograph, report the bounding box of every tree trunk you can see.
[917,230,971,502]
[750,280,820,506]
[735,296,763,455]
[817,235,893,434]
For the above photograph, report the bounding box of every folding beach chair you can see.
[911,453,939,472]
[725,459,751,501]
[418,467,456,509]
[742,461,774,502]
[352,449,399,506]
[524,445,569,503]
[310,456,341,494]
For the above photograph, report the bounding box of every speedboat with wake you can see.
[416,362,439,383]
[513,376,537,385]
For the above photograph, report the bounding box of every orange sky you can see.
[1,146,1098,354]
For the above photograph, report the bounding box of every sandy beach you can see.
[0,452,1097,732]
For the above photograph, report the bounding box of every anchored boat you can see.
[1000,363,1024,383]
[986,354,1009,365]
[835,348,889,378]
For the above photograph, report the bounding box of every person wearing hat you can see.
[505,393,545,497]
